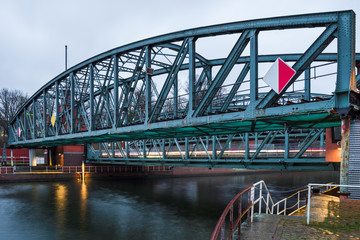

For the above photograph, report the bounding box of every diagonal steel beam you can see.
[193,30,251,117]
[149,39,190,122]
[251,131,273,161]
[256,24,337,109]
[220,63,250,112]
[294,129,323,158]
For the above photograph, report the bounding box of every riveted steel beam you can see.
[193,30,252,117]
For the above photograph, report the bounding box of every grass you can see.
[308,200,360,234]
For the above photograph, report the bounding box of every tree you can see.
[0,88,28,139]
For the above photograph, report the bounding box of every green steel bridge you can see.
[8,10,360,170]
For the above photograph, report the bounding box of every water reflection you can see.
[0,171,339,240]
[55,184,68,233]
[80,182,88,230]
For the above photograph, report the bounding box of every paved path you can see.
[240,194,360,239]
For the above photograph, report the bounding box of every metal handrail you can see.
[211,181,337,240]
[271,183,334,216]
[210,180,274,240]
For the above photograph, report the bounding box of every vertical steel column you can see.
[305,68,311,101]
[335,11,355,108]
[185,137,189,159]
[23,109,28,139]
[126,141,129,159]
[340,117,350,194]
[320,131,325,149]
[113,54,119,128]
[89,65,94,131]
[142,139,146,159]
[174,75,178,118]
[32,99,36,139]
[188,37,196,118]
[43,89,47,137]
[212,135,216,159]
[250,31,258,102]
[162,139,166,159]
[206,66,213,113]
[145,46,152,123]
[55,81,59,136]
[70,74,75,134]
[285,130,289,159]
[245,132,249,160]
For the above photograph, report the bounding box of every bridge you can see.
[8,11,360,172]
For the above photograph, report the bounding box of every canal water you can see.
[0,171,338,240]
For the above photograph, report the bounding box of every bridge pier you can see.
[340,117,350,197]
[29,149,37,167]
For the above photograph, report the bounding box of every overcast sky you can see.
[0,0,359,96]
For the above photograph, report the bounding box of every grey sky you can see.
[0,0,359,96]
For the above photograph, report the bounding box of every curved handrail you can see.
[210,180,273,240]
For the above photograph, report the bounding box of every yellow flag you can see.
[51,114,56,127]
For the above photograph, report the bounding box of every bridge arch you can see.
[9,10,360,148]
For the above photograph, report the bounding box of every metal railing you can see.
[272,184,334,216]
[306,183,360,224]
[211,181,338,240]
[210,180,275,240]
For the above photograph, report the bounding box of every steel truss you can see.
[8,11,360,150]
[86,128,336,170]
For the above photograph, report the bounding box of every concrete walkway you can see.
[240,194,360,239]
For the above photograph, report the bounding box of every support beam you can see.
[335,11,356,109]
[188,37,196,117]
[70,74,75,134]
[113,54,119,128]
[55,81,59,136]
[340,117,350,195]
[257,24,337,109]
[149,39,189,122]
[221,63,250,112]
[43,89,47,137]
[89,65,94,131]
[145,46,152,123]
[250,31,258,102]
[193,30,251,117]
[304,68,311,101]
[294,129,322,158]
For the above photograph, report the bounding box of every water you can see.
[0,171,338,240]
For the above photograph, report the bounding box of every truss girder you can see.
[87,129,334,170]
[8,11,359,149]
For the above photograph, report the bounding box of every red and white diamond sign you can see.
[263,58,296,94]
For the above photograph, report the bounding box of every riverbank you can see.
[0,165,275,183]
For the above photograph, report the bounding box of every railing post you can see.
[259,183,263,214]
[238,198,242,240]
[247,191,251,225]
[229,205,234,240]
[298,192,300,210]
[277,204,279,215]
[284,199,287,215]
[220,222,225,240]
[266,193,270,214]
[307,185,311,224]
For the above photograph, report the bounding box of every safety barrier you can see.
[211,181,337,240]
[0,167,14,174]
[210,180,275,240]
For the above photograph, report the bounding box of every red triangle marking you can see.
[278,59,295,93]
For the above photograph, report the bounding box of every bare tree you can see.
[0,88,28,139]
